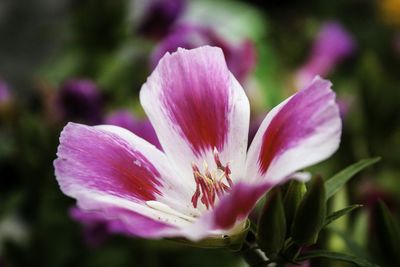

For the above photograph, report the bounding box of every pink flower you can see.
[54,46,341,242]
[295,22,355,88]
[151,24,256,83]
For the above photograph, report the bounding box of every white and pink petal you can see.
[246,76,342,185]
[54,123,196,235]
[140,46,250,183]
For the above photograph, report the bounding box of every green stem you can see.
[239,242,269,267]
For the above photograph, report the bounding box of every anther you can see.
[213,148,223,168]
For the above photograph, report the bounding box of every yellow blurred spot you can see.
[380,0,400,26]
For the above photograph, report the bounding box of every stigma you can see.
[191,148,233,210]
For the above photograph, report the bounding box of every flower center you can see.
[191,149,233,210]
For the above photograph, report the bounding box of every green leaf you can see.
[325,157,381,200]
[298,250,380,267]
[328,228,370,260]
[323,204,363,228]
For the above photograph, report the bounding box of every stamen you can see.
[191,149,233,210]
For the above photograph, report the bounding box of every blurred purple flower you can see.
[295,22,356,88]
[70,207,127,246]
[56,79,103,125]
[136,0,186,39]
[105,110,162,150]
[359,180,394,210]
[0,80,11,105]
[151,24,256,83]
[337,97,353,120]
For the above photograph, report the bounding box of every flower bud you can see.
[372,200,400,265]
[257,188,286,259]
[291,176,326,245]
[283,180,306,233]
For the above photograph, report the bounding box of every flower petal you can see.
[54,122,196,235]
[246,76,342,185]
[95,124,197,215]
[211,182,271,229]
[140,46,250,182]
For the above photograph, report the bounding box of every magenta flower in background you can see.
[69,207,111,246]
[56,79,103,125]
[54,46,341,241]
[359,180,394,210]
[336,98,353,120]
[151,25,256,83]
[105,110,162,150]
[0,80,11,105]
[136,0,186,39]
[295,21,356,89]
[69,207,130,246]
